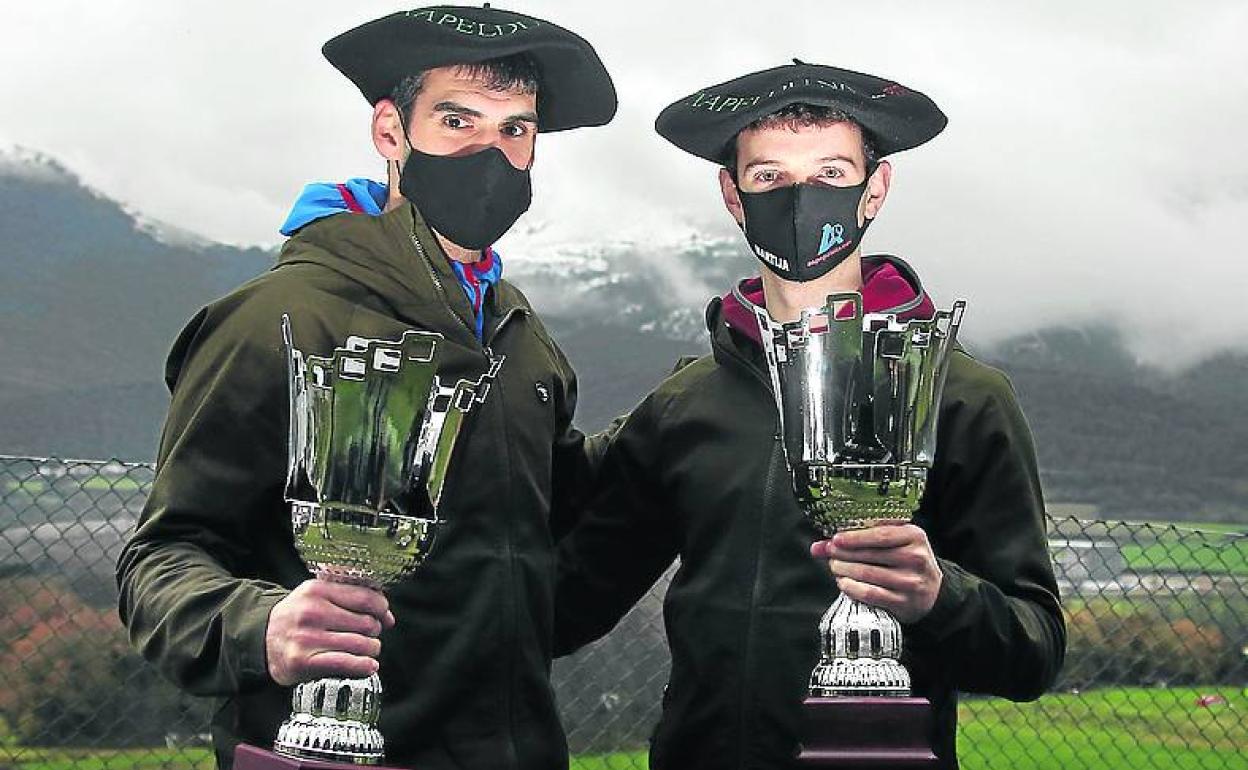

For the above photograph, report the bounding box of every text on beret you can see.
[406,8,539,37]
[689,77,860,113]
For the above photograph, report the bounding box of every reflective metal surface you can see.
[746,289,964,697]
[275,315,504,763]
[274,674,385,764]
[811,594,910,696]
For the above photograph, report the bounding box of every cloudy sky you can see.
[2,0,1245,363]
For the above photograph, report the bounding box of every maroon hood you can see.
[719,254,937,345]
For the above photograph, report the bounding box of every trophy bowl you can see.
[290,501,438,588]
[272,316,503,764]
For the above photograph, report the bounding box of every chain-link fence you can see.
[2,456,1246,770]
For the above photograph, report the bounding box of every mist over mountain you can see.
[1,148,1244,521]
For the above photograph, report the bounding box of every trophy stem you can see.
[274,671,385,765]
[809,592,911,697]
[274,563,387,765]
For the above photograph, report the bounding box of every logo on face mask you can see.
[818,222,845,256]
[751,244,791,272]
[738,180,871,283]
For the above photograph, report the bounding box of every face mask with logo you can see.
[737,178,873,282]
[399,144,533,251]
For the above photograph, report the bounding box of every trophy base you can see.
[273,712,384,765]
[272,674,385,765]
[810,657,911,697]
[235,744,403,770]
[797,697,937,768]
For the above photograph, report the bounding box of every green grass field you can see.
[82,477,147,492]
[571,753,648,769]
[1170,522,1248,534]
[3,477,147,495]
[957,687,1248,770]
[1120,538,1248,577]
[3,688,1245,770]
[570,688,1248,769]
[3,479,47,494]
[0,747,215,770]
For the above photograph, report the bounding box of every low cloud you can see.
[1,0,1243,364]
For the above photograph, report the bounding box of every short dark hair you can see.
[724,103,880,179]
[389,53,541,124]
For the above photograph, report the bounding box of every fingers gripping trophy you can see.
[753,293,964,764]
[272,315,503,765]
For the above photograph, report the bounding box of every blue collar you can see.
[279,179,505,340]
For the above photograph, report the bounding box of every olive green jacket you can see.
[117,203,598,770]
[554,257,1066,770]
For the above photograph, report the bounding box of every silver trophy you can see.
[746,290,964,697]
[274,315,503,764]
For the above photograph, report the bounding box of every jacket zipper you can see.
[737,444,781,770]
[409,227,526,769]
[409,231,482,346]
[483,304,525,770]
[409,229,529,355]
[714,323,787,769]
[716,329,780,409]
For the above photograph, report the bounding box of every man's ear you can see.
[862,159,892,221]
[372,99,407,162]
[719,167,745,227]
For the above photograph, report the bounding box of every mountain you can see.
[0,148,274,459]
[982,329,1248,520]
[1,148,1245,521]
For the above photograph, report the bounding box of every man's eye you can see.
[442,114,471,129]
[754,169,780,183]
[819,167,845,178]
[501,123,530,138]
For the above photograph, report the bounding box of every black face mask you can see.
[398,145,532,251]
[738,178,873,282]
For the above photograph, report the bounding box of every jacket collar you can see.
[708,254,937,369]
[274,202,525,343]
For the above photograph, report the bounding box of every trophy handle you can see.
[282,315,320,508]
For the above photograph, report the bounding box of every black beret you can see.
[655,60,947,164]
[323,5,617,132]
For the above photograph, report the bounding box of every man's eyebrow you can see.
[432,100,484,118]
[432,101,537,125]
[742,158,780,172]
[819,154,860,166]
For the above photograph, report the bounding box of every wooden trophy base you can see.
[797,697,938,768]
[234,743,407,770]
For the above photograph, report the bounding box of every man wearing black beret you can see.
[555,61,1066,769]
[117,6,615,769]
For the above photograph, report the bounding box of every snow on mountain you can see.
[497,227,754,341]
[125,208,216,250]
[0,144,228,252]
[0,145,77,185]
